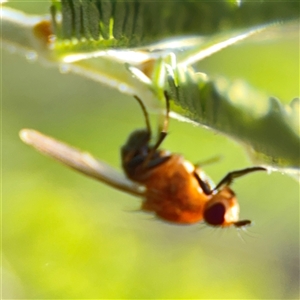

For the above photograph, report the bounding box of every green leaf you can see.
[2,3,299,175]
[51,0,300,55]
[166,65,300,169]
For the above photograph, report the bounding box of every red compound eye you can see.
[203,202,226,226]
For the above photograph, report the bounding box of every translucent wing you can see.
[19,129,145,197]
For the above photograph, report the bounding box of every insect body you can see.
[121,93,266,227]
[20,92,266,228]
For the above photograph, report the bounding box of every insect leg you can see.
[213,166,266,191]
[142,91,170,168]
[151,91,170,151]
[193,164,216,195]
[193,170,213,195]
[194,155,222,168]
[134,95,152,138]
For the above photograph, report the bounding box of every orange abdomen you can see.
[140,155,209,224]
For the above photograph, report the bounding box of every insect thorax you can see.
[121,129,169,181]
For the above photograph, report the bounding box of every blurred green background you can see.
[2,2,299,299]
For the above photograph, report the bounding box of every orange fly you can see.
[20,92,266,228]
[121,92,266,227]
